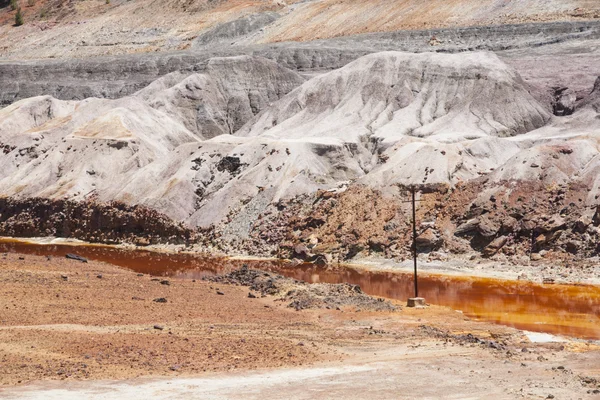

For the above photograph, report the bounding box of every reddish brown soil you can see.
[1,250,599,398]
[0,252,332,385]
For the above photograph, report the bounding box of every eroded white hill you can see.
[2,51,600,231]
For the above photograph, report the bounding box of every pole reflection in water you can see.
[1,238,599,340]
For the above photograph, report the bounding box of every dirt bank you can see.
[0,197,193,246]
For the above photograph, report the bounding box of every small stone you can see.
[65,253,88,263]
[153,298,167,303]
[137,273,144,277]
[517,272,529,281]
[160,280,170,285]
[61,275,68,281]
[483,236,508,257]
[216,291,225,295]
[248,292,256,298]
[96,274,103,279]
[153,325,164,330]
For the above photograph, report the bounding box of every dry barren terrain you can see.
[0,252,599,398]
[2,0,600,60]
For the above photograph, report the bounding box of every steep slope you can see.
[1,0,599,60]
[240,51,550,143]
[0,51,554,228]
[0,56,305,221]
[128,51,557,228]
[257,0,600,43]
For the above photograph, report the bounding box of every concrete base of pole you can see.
[407,297,426,308]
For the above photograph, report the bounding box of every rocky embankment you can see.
[205,181,600,267]
[0,197,192,245]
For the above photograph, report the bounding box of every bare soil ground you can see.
[2,0,600,60]
[1,252,599,398]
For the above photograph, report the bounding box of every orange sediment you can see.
[1,237,599,340]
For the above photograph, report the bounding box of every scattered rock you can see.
[517,272,529,281]
[205,266,397,312]
[65,254,88,263]
[293,244,313,260]
[530,253,543,261]
[483,236,508,257]
[153,298,168,303]
[416,228,442,249]
[312,254,330,266]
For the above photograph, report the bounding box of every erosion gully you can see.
[1,238,599,341]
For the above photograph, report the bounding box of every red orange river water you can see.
[1,239,599,340]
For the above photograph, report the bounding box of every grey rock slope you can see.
[0,56,306,224]
[239,51,550,143]
[3,21,600,107]
[193,12,281,48]
[135,56,305,138]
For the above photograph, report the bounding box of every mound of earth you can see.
[239,51,550,143]
[2,50,550,228]
[204,266,398,312]
[0,55,305,225]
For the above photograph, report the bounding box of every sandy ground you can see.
[1,252,600,399]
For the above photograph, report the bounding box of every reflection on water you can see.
[277,264,600,340]
[1,238,599,340]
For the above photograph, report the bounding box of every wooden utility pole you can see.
[411,187,419,298]
[403,185,425,308]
